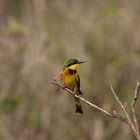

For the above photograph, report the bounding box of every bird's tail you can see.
[79,89,83,95]
[75,97,83,114]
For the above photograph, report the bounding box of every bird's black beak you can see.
[78,61,87,64]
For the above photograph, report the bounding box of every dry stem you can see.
[131,82,140,136]
[110,86,138,138]
[50,79,140,140]
[51,79,128,123]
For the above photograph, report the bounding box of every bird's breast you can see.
[60,68,77,91]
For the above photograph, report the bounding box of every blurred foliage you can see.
[7,19,26,35]
[101,0,119,17]
[0,0,140,140]
[45,20,65,41]
[30,102,41,132]
[0,90,23,113]
[103,121,119,140]
[86,39,102,58]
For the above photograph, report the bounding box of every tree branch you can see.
[131,82,140,135]
[110,86,138,138]
[50,79,129,124]
[50,79,140,140]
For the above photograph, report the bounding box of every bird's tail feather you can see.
[75,97,83,114]
[79,89,83,95]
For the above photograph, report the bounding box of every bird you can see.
[60,58,87,113]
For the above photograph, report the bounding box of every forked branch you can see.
[110,86,139,139]
[50,79,140,140]
[131,82,140,137]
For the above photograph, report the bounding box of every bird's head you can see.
[63,58,87,70]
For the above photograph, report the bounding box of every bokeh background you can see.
[0,0,140,140]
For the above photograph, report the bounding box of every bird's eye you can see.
[67,64,71,67]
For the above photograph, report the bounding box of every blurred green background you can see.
[0,0,140,140]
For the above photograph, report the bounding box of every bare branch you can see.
[110,85,138,139]
[132,82,140,134]
[50,79,129,124]
[51,79,140,139]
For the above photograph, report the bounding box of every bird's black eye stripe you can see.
[67,61,78,67]
[69,69,77,74]
[67,64,71,67]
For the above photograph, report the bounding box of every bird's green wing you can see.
[76,74,83,95]
[76,74,80,89]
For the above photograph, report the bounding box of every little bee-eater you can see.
[60,58,87,114]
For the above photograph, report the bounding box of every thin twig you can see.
[110,85,138,139]
[51,79,140,139]
[132,82,140,134]
[50,79,129,124]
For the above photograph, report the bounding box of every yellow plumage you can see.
[60,65,83,113]
[60,68,78,91]
[60,58,86,113]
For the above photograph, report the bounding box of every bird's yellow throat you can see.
[68,64,79,70]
